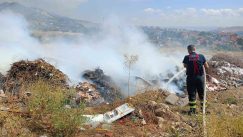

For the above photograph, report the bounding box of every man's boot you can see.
[188,100,196,115]
[188,108,196,115]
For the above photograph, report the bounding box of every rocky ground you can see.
[0,86,242,137]
[79,86,243,137]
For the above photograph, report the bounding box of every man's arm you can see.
[204,62,209,69]
[201,54,209,70]
[183,63,187,68]
[183,56,188,69]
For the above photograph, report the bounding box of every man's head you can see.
[187,45,196,54]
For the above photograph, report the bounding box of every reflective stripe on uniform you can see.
[189,101,197,108]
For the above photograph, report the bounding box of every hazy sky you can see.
[2,0,243,27]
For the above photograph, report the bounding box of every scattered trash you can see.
[75,82,105,106]
[104,103,135,123]
[141,118,147,125]
[84,103,135,127]
[84,114,104,124]
[82,68,122,103]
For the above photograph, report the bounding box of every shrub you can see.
[26,81,85,137]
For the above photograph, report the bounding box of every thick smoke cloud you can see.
[0,12,186,95]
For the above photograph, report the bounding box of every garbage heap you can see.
[82,68,122,103]
[75,82,105,106]
[3,59,68,94]
[207,53,243,91]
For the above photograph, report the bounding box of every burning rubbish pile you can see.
[3,59,68,94]
[75,82,105,106]
[207,53,243,91]
[82,68,123,103]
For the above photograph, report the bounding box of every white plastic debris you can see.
[103,103,135,123]
[83,103,135,125]
[84,114,104,123]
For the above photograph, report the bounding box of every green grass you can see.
[26,80,86,137]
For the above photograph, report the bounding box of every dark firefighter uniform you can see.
[183,52,206,114]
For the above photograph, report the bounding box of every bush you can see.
[26,81,85,137]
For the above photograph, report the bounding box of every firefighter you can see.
[183,45,209,115]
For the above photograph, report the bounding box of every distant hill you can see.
[141,26,243,50]
[0,2,99,33]
[216,26,243,36]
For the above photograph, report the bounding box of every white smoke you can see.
[0,12,186,95]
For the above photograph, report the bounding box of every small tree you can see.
[124,54,138,97]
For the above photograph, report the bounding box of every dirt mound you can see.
[82,68,123,103]
[3,59,68,94]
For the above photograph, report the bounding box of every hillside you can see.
[0,2,99,33]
